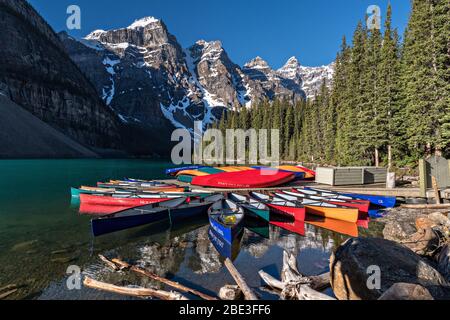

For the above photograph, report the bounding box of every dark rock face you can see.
[0,95,99,158]
[0,0,121,150]
[330,237,450,300]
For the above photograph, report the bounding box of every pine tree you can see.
[333,37,352,165]
[377,4,402,168]
[401,0,446,159]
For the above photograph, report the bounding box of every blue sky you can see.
[29,0,411,68]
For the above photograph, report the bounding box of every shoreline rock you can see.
[330,237,450,300]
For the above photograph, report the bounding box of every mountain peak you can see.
[85,29,106,40]
[244,56,270,70]
[128,16,160,29]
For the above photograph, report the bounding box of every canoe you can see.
[305,215,359,238]
[244,218,270,239]
[208,227,243,261]
[216,166,255,173]
[79,194,177,208]
[175,170,210,177]
[288,189,370,213]
[305,187,397,208]
[191,170,296,189]
[270,217,306,237]
[208,199,245,245]
[169,194,223,223]
[166,166,205,176]
[80,203,133,216]
[273,192,359,223]
[228,193,270,222]
[250,192,306,221]
[277,165,315,179]
[91,197,187,237]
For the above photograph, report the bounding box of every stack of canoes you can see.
[170,165,316,189]
[71,175,395,242]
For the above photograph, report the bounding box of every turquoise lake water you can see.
[0,160,381,300]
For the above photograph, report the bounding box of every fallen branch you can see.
[110,258,218,300]
[224,258,258,300]
[0,289,17,300]
[0,284,17,293]
[98,255,119,271]
[83,277,188,300]
[401,204,450,210]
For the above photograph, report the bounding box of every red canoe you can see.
[250,192,306,221]
[290,189,370,213]
[79,203,132,216]
[191,170,295,189]
[79,194,174,208]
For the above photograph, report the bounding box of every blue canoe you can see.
[251,166,305,180]
[208,199,245,245]
[165,166,206,176]
[305,187,397,208]
[208,227,243,261]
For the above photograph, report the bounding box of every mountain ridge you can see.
[61,15,334,134]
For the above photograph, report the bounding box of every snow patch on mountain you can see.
[102,56,120,106]
[128,16,160,29]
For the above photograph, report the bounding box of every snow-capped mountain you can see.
[278,57,334,99]
[60,16,334,134]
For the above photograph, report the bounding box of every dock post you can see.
[419,159,427,198]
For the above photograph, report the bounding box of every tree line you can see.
[212,1,449,169]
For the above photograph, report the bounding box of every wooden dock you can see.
[160,179,450,199]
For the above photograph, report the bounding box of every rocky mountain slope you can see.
[61,16,334,134]
[0,0,121,156]
[0,94,99,158]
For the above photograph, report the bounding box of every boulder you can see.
[378,283,433,300]
[428,212,450,230]
[437,245,450,281]
[330,238,450,300]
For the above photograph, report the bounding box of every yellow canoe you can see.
[304,205,359,223]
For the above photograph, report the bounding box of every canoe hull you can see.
[267,204,306,222]
[80,194,171,208]
[209,216,244,245]
[208,227,243,261]
[342,193,397,208]
[241,205,270,222]
[169,202,213,223]
[304,205,359,223]
[92,209,169,237]
[192,170,295,189]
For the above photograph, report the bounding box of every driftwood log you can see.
[224,258,258,300]
[401,204,450,210]
[98,255,119,271]
[83,277,188,300]
[0,289,18,300]
[259,251,334,300]
[432,177,442,205]
[110,258,218,300]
